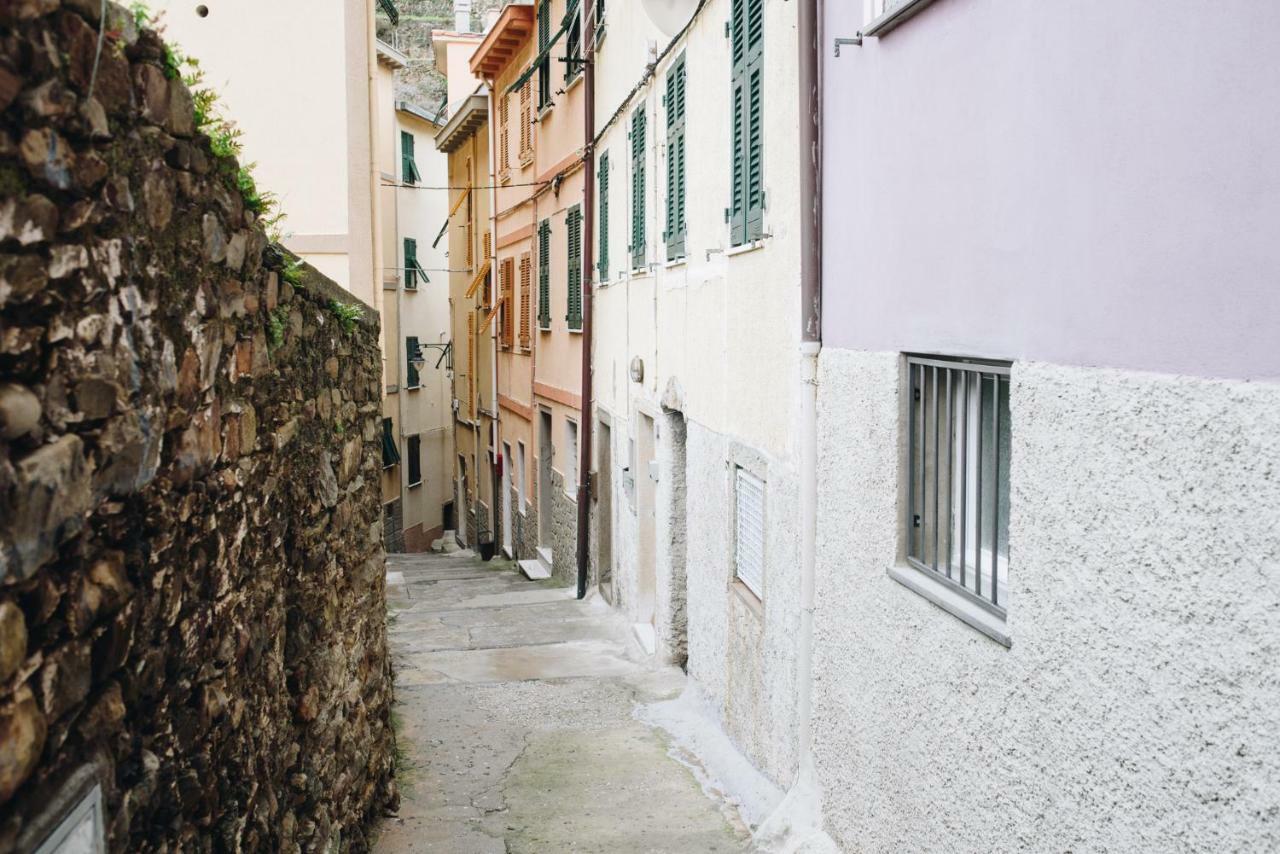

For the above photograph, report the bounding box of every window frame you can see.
[664,53,688,260]
[733,466,766,601]
[566,204,583,330]
[564,418,579,499]
[630,105,646,270]
[405,336,421,390]
[891,353,1013,647]
[401,130,421,185]
[406,434,422,487]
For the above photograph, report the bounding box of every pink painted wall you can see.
[822,0,1280,381]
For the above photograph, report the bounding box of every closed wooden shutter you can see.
[537,220,551,328]
[519,80,533,161]
[465,159,474,268]
[630,106,646,269]
[481,231,492,305]
[730,0,764,246]
[566,205,582,330]
[499,91,510,175]
[407,435,422,486]
[598,152,609,280]
[665,55,687,259]
[501,258,515,348]
[466,313,475,416]
[401,131,420,184]
[519,252,532,349]
[735,468,765,597]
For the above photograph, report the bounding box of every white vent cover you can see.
[735,468,765,597]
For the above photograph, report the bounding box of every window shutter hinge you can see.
[724,20,730,38]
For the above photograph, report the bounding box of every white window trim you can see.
[889,563,1011,647]
[733,467,765,601]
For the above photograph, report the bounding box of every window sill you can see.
[407,480,422,489]
[567,326,583,335]
[731,579,764,618]
[861,0,940,39]
[519,151,534,168]
[629,267,650,279]
[664,257,686,269]
[406,384,421,392]
[726,237,769,258]
[888,564,1011,648]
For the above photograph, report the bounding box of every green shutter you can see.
[598,152,609,280]
[665,55,687,260]
[404,237,418,289]
[538,1,552,109]
[564,0,582,83]
[538,219,551,328]
[631,106,646,269]
[406,336,420,388]
[730,0,762,245]
[401,131,420,185]
[566,205,582,330]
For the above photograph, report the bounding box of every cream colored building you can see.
[153,0,383,308]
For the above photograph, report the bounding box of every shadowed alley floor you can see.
[373,549,749,853]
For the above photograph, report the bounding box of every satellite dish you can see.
[641,0,699,37]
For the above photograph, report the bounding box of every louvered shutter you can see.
[504,259,516,347]
[598,152,609,280]
[735,468,765,597]
[631,107,646,269]
[665,55,687,259]
[404,237,418,289]
[566,206,582,330]
[519,252,532,349]
[499,92,510,174]
[537,1,551,109]
[466,314,475,416]
[520,81,532,160]
[729,0,747,245]
[401,131,419,184]
[537,220,551,328]
[405,336,420,388]
[744,0,764,241]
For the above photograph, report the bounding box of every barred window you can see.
[905,355,1011,616]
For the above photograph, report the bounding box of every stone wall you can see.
[0,3,395,851]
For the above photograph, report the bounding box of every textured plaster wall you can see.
[813,348,1280,852]
[823,0,1280,382]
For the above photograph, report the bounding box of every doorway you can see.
[597,420,614,603]
[636,413,657,642]
[538,410,553,550]
[502,441,513,557]
[456,454,468,548]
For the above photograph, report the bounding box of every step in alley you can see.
[373,550,751,853]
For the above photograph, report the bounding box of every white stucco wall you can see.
[590,0,807,792]
[813,347,1280,852]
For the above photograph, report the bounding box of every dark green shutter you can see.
[631,106,646,269]
[401,131,420,185]
[405,336,420,388]
[566,205,582,330]
[404,237,418,289]
[538,219,551,328]
[598,152,609,280]
[537,1,552,109]
[407,435,422,485]
[665,55,687,260]
[381,417,401,467]
[564,0,581,83]
[730,0,763,246]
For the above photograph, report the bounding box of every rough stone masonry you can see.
[0,2,396,850]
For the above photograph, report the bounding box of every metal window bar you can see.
[906,355,1011,616]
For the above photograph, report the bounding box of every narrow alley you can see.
[374,551,751,853]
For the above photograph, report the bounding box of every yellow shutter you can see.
[466,312,475,417]
[501,258,515,349]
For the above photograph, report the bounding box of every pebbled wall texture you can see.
[812,348,1280,852]
[0,3,395,850]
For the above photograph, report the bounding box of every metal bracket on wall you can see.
[834,36,862,56]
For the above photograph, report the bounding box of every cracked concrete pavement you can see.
[373,550,750,853]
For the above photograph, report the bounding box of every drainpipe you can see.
[487,81,501,554]
[758,0,833,849]
[575,0,597,600]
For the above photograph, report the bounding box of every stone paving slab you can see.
[374,552,749,853]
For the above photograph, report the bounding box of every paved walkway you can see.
[373,549,749,853]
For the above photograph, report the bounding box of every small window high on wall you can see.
[735,468,765,599]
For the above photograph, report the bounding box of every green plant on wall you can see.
[282,257,305,287]
[328,300,363,335]
[266,306,289,349]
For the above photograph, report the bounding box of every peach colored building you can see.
[434,32,497,553]
[469,0,586,580]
